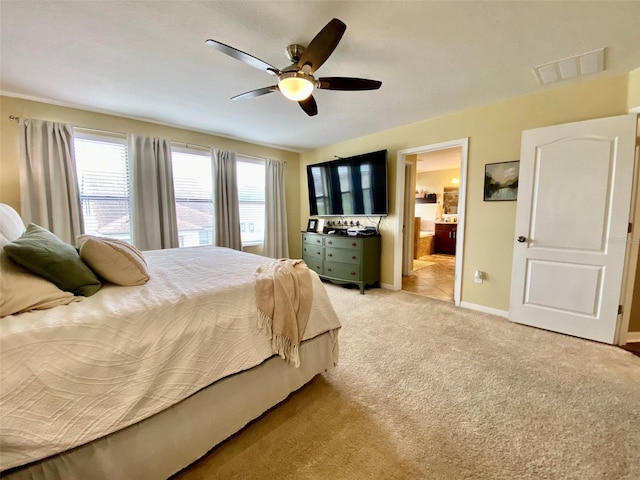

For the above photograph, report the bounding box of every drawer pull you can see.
[328,253,333,257]
[352,242,357,247]
[350,271,356,276]
[327,241,333,245]
[352,256,356,260]
[327,268,332,272]
[317,252,321,255]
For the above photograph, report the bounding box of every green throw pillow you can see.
[4,224,102,297]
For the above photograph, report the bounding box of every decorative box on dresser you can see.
[301,232,381,294]
[434,222,457,255]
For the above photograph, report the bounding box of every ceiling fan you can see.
[205,18,382,116]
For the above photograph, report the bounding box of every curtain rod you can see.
[8,115,287,164]
[74,126,127,137]
[240,153,287,165]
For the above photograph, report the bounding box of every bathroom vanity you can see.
[434,222,457,255]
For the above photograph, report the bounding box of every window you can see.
[237,157,265,246]
[74,132,132,243]
[171,147,213,247]
[309,165,330,215]
[75,135,265,248]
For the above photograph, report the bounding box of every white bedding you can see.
[0,246,341,471]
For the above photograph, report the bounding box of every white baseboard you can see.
[626,331,640,343]
[459,301,509,318]
[380,282,395,290]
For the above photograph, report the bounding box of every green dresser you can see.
[301,232,381,294]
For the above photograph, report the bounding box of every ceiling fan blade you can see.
[298,95,318,116]
[297,18,346,74]
[205,39,279,75]
[231,85,279,100]
[317,77,382,91]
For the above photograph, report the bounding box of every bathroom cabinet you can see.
[434,222,457,255]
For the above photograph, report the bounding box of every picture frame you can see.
[306,218,318,232]
[484,160,519,201]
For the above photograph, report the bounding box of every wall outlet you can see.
[474,270,484,284]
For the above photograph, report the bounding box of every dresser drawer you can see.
[325,248,360,264]
[324,237,361,250]
[302,244,323,259]
[324,261,360,280]
[302,233,323,246]
[304,257,322,274]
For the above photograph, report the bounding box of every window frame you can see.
[236,156,266,247]
[170,144,214,248]
[73,129,132,242]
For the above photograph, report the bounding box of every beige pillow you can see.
[0,243,77,317]
[77,235,149,286]
[1,206,76,316]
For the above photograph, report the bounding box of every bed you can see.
[413,217,435,259]
[0,204,341,479]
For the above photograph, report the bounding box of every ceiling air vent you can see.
[533,48,605,85]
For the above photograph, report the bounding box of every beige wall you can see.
[0,96,303,258]
[300,74,631,311]
[415,167,460,221]
[628,67,640,109]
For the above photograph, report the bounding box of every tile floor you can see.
[402,254,456,302]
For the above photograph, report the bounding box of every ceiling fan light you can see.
[278,72,315,101]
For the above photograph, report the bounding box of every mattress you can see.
[0,246,341,471]
[3,331,338,480]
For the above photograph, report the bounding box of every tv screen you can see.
[307,150,388,216]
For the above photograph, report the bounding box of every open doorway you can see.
[394,138,469,305]
[403,148,462,301]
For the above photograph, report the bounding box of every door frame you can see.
[402,162,415,276]
[617,110,640,344]
[394,137,469,306]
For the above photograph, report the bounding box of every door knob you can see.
[517,236,526,243]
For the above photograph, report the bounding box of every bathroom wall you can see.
[415,167,461,223]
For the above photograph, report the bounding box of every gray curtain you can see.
[263,159,289,258]
[18,118,83,244]
[129,135,179,250]
[211,148,241,250]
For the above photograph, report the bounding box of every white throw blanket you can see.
[254,259,313,367]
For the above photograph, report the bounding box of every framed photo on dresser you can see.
[306,218,318,232]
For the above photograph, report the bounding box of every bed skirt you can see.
[3,330,339,480]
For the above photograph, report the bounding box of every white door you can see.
[509,114,637,343]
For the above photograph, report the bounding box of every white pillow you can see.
[0,203,25,244]
[76,235,149,286]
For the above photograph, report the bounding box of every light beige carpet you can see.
[175,284,640,480]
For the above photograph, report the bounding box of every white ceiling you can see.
[2,1,640,152]
[417,147,461,173]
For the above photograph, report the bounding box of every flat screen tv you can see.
[306,149,388,216]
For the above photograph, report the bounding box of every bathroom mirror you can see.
[443,187,459,215]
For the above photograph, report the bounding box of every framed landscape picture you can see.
[484,160,519,201]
